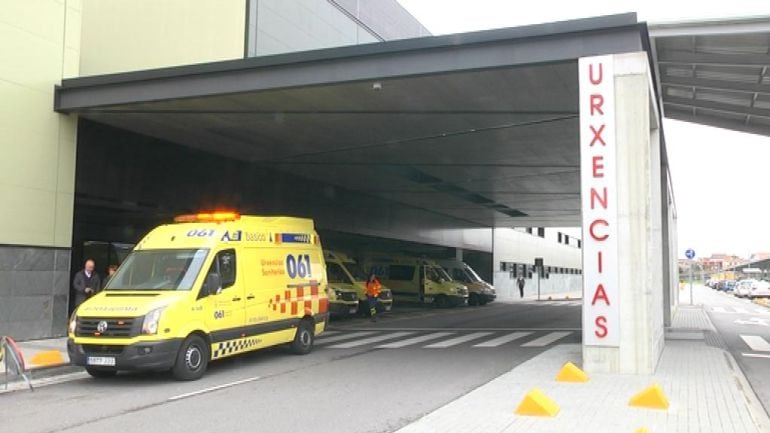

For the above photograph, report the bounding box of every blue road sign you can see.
[685,249,696,259]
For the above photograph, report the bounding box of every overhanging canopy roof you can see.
[650,16,770,136]
[55,14,650,229]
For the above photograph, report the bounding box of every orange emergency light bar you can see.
[174,211,241,223]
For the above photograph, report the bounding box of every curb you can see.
[1,361,71,376]
[0,364,84,395]
[698,302,770,429]
[28,362,78,377]
[724,351,770,432]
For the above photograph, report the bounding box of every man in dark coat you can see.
[72,259,101,307]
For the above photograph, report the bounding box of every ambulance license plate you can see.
[87,356,116,366]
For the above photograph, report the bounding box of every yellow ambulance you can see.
[324,250,393,315]
[363,256,468,308]
[437,259,496,306]
[67,212,329,381]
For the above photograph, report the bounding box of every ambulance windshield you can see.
[346,262,369,281]
[463,265,484,283]
[105,249,209,291]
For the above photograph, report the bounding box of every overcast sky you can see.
[397,0,770,259]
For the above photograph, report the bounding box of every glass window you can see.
[327,262,350,284]
[435,266,452,281]
[426,265,452,282]
[105,249,209,291]
[345,262,368,281]
[388,265,415,281]
[206,249,237,290]
[463,266,483,283]
[451,268,470,283]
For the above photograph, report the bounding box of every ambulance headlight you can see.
[68,312,77,335]
[142,307,166,335]
[334,289,344,298]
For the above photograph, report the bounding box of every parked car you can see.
[718,280,737,292]
[734,280,756,298]
[749,281,770,299]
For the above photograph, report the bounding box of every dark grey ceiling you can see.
[56,13,646,229]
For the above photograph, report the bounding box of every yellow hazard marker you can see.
[29,350,64,367]
[629,383,669,410]
[514,388,560,417]
[555,361,589,383]
[634,427,650,433]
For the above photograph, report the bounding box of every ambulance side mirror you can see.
[202,273,222,297]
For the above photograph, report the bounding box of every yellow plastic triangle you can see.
[29,350,64,367]
[555,361,589,383]
[629,383,670,410]
[514,388,560,417]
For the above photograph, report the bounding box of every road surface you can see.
[695,285,770,415]
[0,300,581,433]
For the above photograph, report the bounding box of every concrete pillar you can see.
[580,52,666,374]
[661,159,672,327]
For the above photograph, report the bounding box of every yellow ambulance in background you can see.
[363,256,468,308]
[68,212,329,381]
[324,250,393,315]
[437,259,496,306]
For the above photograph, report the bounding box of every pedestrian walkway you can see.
[671,305,714,330]
[317,329,579,350]
[393,305,770,433]
[394,341,770,433]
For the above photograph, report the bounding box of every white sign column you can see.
[579,55,620,347]
[579,52,668,374]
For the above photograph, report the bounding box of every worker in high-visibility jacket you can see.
[365,273,382,322]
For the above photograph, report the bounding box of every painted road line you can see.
[521,331,572,347]
[330,332,415,349]
[317,331,376,344]
[473,331,533,348]
[376,332,455,349]
[424,332,494,348]
[168,376,262,402]
[742,353,770,359]
[733,307,750,314]
[336,327,581,332]
[712,306,728,313]
[740,335,770,352]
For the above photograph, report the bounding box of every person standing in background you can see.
[72,259,102,308]
[103,264,118,286]
[365,273,382,322]
[517,274,526,298]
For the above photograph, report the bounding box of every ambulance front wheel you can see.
[172,334,209,381]
[291,319,315,355]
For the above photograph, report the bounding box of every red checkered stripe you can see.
[268,280,328,316]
